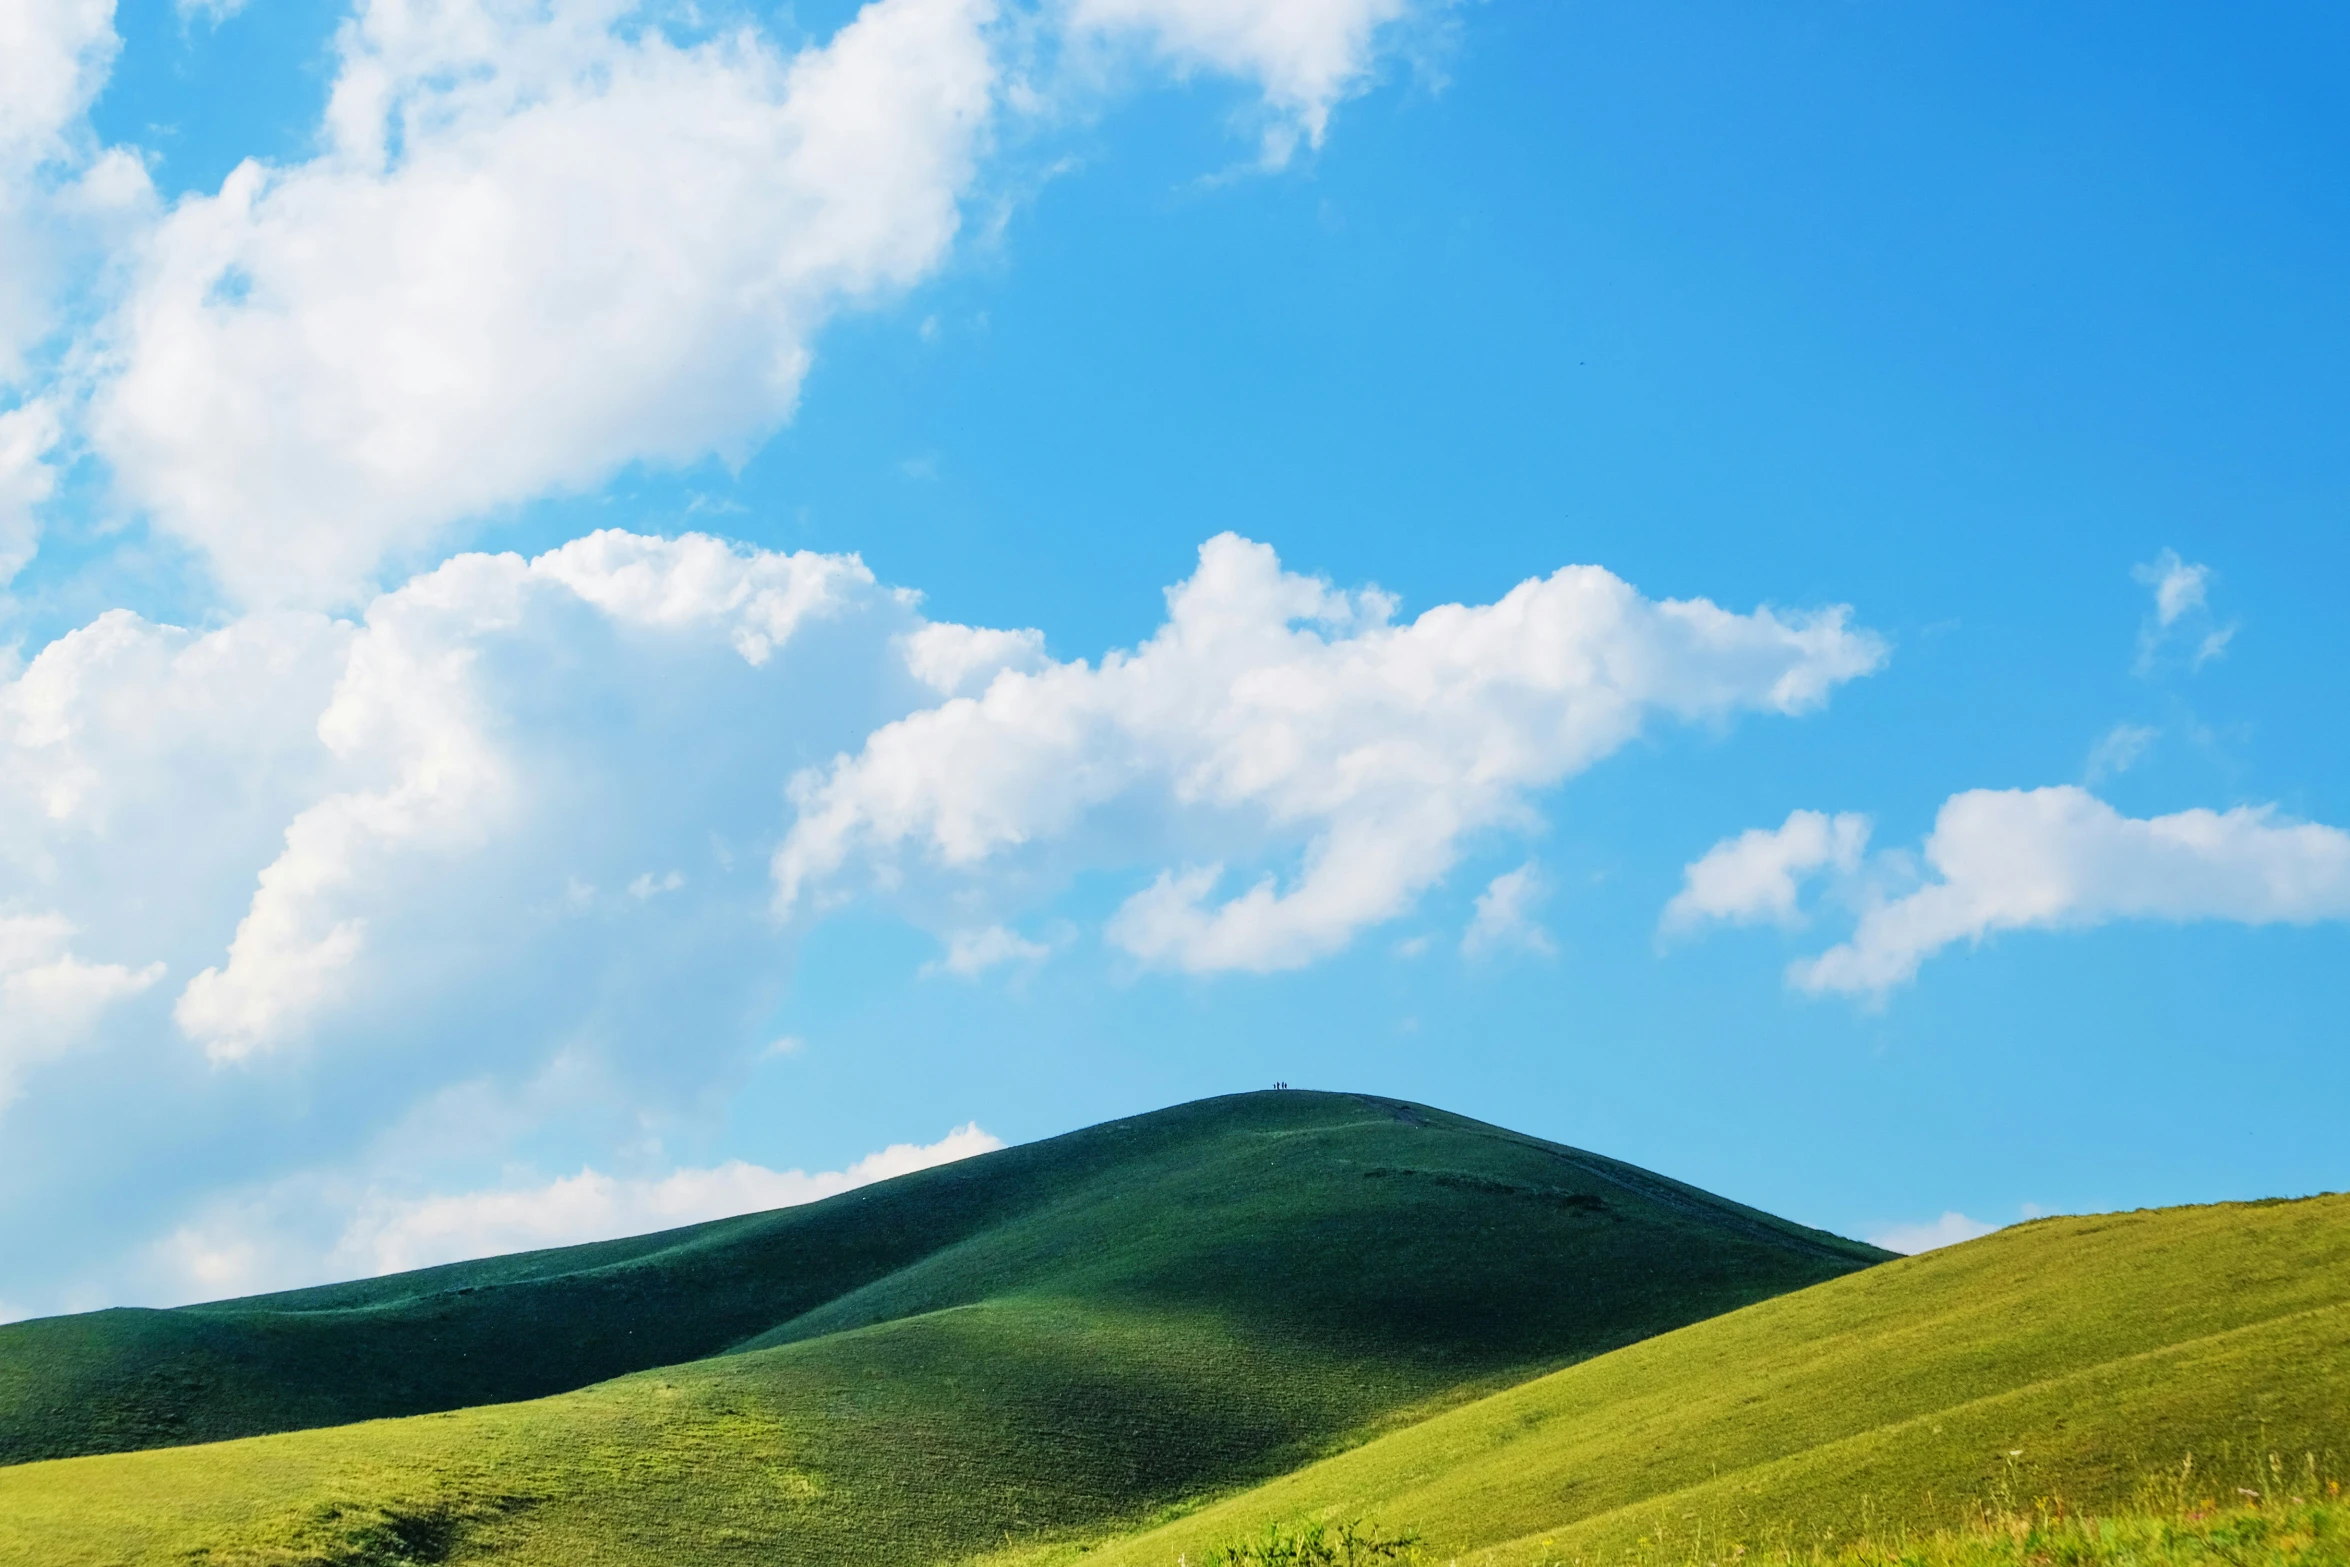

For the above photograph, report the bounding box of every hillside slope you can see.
[1067,1192,2350,1567]
[0,1090,1884,1564]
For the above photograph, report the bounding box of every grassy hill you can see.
[0,1090,1884,1564]
[1064,1192,2350,1567]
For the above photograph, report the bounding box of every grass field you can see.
[0,1091,1879,1468]
[1061,1194,2350,1567]
[0,1091,1884,1564]
[1195,1481,2350,1567]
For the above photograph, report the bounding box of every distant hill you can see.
[0,1090,1883,1564]
[1075,1191,2350,1567]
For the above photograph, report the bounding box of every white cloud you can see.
[2130,548,2233,675]
[0,525,1050,1309]
[1067,0,1412,164]
[1661,809,1870,934]
[1789,786,2350,996]
[0,0,116,171]
[87,0,999,607]
[169,530,883,1061]
[2133,548,2209,628]
[0,399,61,585]
[902,620,1048,696]
[927,923,1053,976]
[0,910,161,1106]
[0,0,154,391]
[1868,1211,1996,1255]
[2082,722,2158,785]
[331,1122,1003,1277]
[780,533,1886,974]
[67,0,1448,608]
[157,1123,1002,1297]
[1461,862,1551,958]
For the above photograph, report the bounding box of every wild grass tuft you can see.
[1204,1455,2349,1567]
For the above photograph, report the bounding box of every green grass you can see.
[0,1091,1881,1564]
[1196,1465,2350,1567]
[1061,1194,2350,1567]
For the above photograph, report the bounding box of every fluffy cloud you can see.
[1461,863,1551,958]
[0,528,958,1306]
[0,0,143,383]
[64,0,1444,608]
[1674,786,2350,997]
[1,530,900,1083]
[781,534,1886,973]
[1867,1211,1997,1255]
[1068,0,1412,162]
[1796,788,2350,995]
[0,911,161,1107]
[157,1123,1002,1299]
[0,400,61,583]
[0,0,152,582]
[1661,808,1870,933]
[86,0,998,606]
[166,531,887,1061]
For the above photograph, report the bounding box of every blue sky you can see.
[1,0,2345,1313]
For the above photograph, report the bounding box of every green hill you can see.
[0,1090,1882,1564]
[1068,1192,2350,1567]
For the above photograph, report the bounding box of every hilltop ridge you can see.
[0,1089,1884,1469]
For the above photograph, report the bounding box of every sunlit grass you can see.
[0,1092,1882,1566]
[1076,1196,2350,1567]
[1195,1455,2350,1567]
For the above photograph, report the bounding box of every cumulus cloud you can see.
[0,525,1086,1308]
[0,400,61,584]
[156,1122,1002,1298]
[0,526,934,1317]
[0,0,152,580]
[1661,809,1870,934]
[1868,1211,1996,1255]
[1068,0,1412,163]
[902,621,1048,696]
[780,534,1886,973]
[84,0,996,607]
[163,531,886,1061]
[0,528,1879,1307]
[55,0,1444,607]
[1461,863,1551,958]
[0,0,153,385]
[1741,787,2350,997]
[0,911,161,1106]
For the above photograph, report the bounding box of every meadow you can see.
[0,1092,1876,1564]
[0,1095,2339,1567]
[1068,1195,2350,1567]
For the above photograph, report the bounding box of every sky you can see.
[1,0,2346,1317]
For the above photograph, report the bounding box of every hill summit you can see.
[0,1089,1882,1475]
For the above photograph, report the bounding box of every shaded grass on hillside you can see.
[1069,1195,2350,1567]
[0,1093,1886,1565]
[0,1091,1881,1466]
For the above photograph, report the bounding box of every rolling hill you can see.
[1068,1191,2350,1567]
[0,1090,1885,1564]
